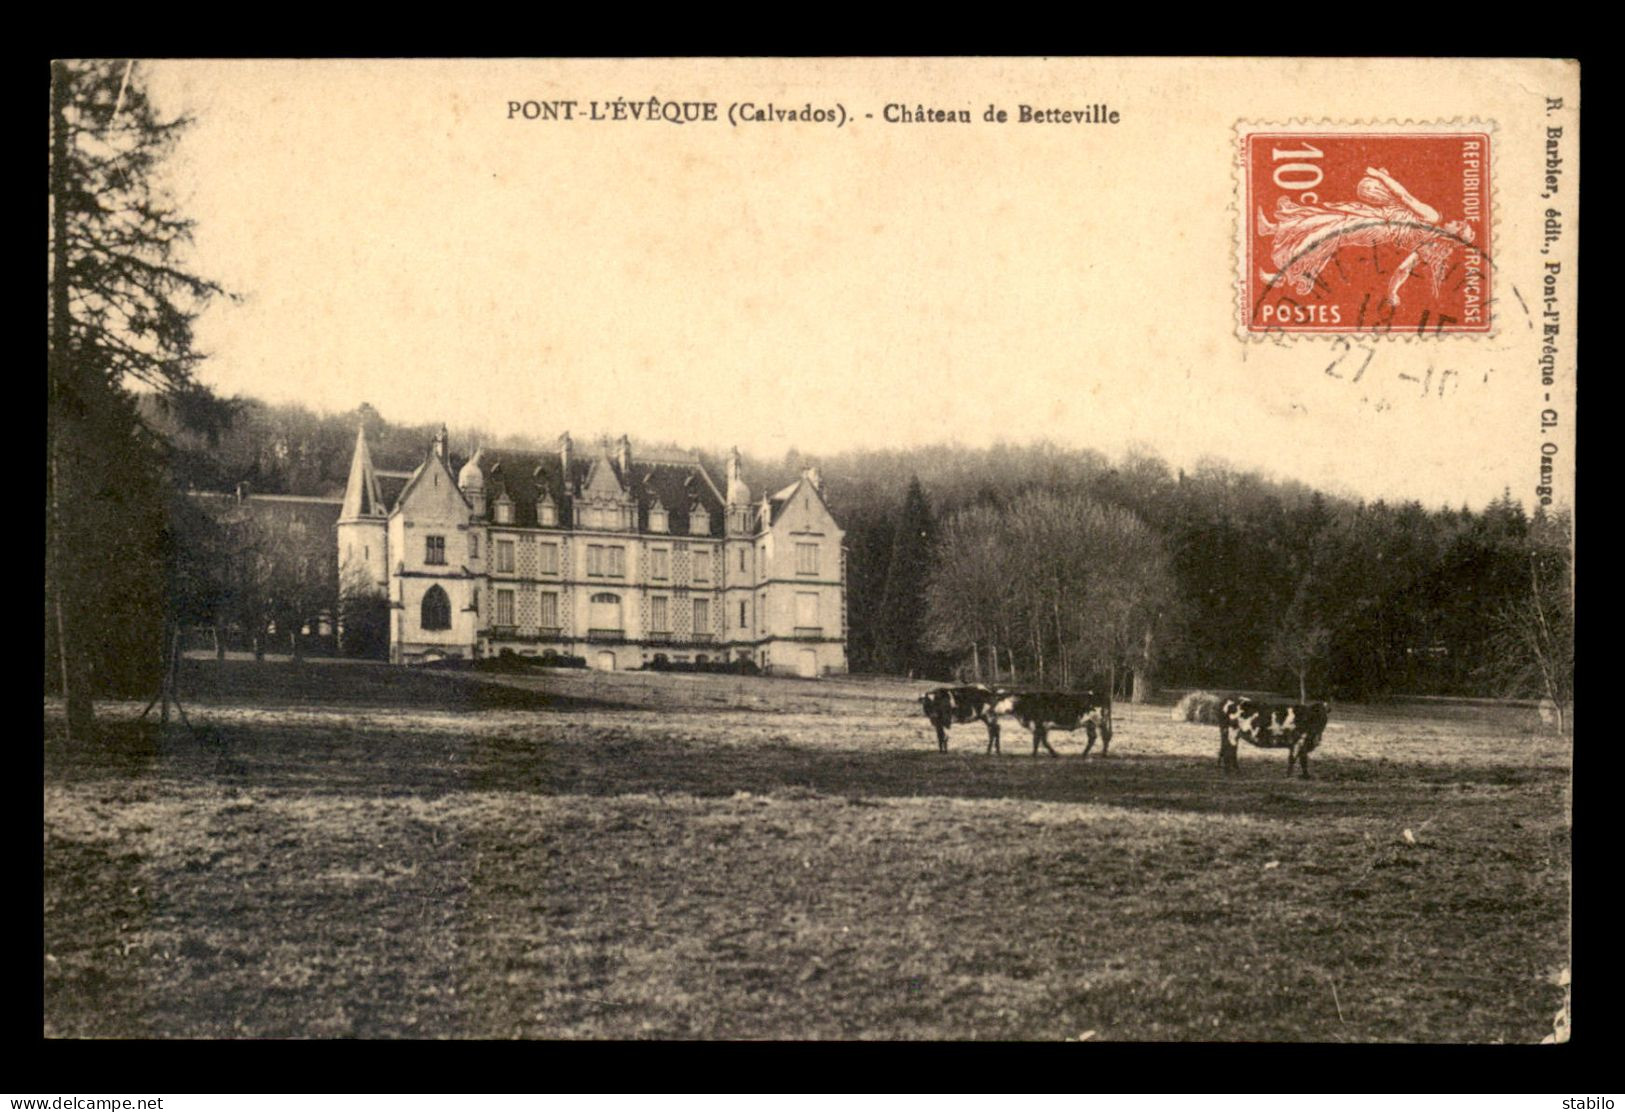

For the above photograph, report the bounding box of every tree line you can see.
[48,59,1572,748]
[146,393,1573,712]
[909,469,1571,715]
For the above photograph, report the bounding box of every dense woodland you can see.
[147,396,1574,709]
[48,58,1571,749]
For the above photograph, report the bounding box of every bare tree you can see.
[203,498,337,662]
[1267,582,1333,702]
[1487,523,1574,734]
[924,490,1177,697]
[924,505,1015,680]
[1054,497,1178,700]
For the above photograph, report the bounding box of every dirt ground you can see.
[43,661,1571,1041]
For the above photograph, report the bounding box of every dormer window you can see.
[494,496,514,525]
[650,507,669,533]
[538,497,557,526]
[584,504,631,531]
[690,507,711,535]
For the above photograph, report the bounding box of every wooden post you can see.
[159,632,171,727]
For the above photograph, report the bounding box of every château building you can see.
[338,425,849,676]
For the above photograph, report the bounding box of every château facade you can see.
[338,425,849,676]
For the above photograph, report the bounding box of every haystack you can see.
[1172,690,1224,725]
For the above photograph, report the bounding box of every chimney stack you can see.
[616,433,632,474]
[559,431,574,489]
[806,465,823,493]
[432,424,448,460]
[726,447,746,505]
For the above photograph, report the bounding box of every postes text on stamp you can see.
[1239,124,1492,337]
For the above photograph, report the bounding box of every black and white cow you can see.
[992,690,1113,757]
[918,685,1003,753]
[1217,696,1330,778]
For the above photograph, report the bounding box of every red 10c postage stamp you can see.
[1238,123,1492,338]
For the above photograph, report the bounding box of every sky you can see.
[138,58,1577,510]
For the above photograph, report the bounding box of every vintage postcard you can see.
[45,58,1577,1045]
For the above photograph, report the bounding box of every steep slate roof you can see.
[766,477,805,526]
[388,447,466,513]
[194,492,342,519]
[468,446,726,537]
[764,474,837,528]
[375,471,413,513]
[190,492,343,575]
[340,425,419,519]
[632,459,723,536]
[471,449,586,528]
[340,426,384,519]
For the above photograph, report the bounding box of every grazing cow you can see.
[918,685,1003,753]
[992,690,1113,757]
[1217,697,1330,778]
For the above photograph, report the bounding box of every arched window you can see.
[421,584,452,631]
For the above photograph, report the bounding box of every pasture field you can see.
[43,662,1571,1041]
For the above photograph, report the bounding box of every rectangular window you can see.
[651,548,670,580]
[495,500,513,525]
[738,548,747,572]
[650,508,668,533]
[495,589,515,627]
[425,535,446,565]
[692,546,709,582]
[495,539,515,573]
[470,533,479,560]
[652,596,669,632]
[539,501,556,526]
[796,543,818,575]
[540,542,559,575]
[588,545,625,576]
[591,506,627,531]
[691,509,710,534]
[692,597,710,634]
[796,592,819,629]
[739,600,748,629]
[540,592,559,629]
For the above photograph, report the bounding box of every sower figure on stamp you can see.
[1258,166,1474,309]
